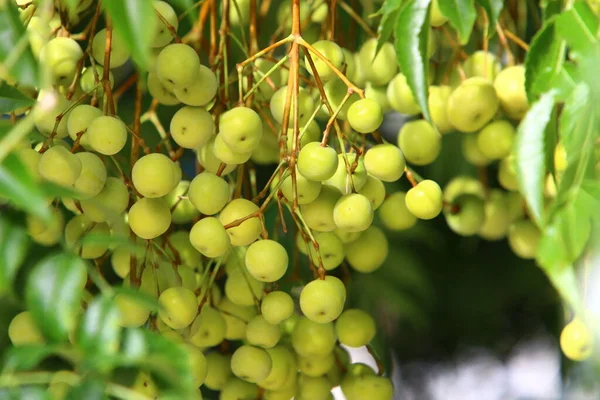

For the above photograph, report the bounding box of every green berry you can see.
[190,216,231,258]
[231,345,273,383]
[405,179,443,220]
[218,198,262,246]
[476,120,515,160]
[91,28,130,68]
[245,239,289,282]
[38,146,82,187]
[156,43,200,90]
[299,276,346,323]
[387,73,421,115]
[188,172,230,215]
[158,286,198,329]
[261,291,295,325]
[87,116,127,156]
[364,143,405,182]
[347,98,383,134]
[335,309,376,347]
[305,40,345,82]
[246,315,282,348]
[378,192,417,231]
[129,197,172,239]
[132,153,178,198]
[297,142,338,182]
[170,106,215,149]
[508,219,540,259]
[333,193,374,232]
[173,64,218,106]
[398,119,441,166]
[344,226,388,273]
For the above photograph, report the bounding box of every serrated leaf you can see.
[0,215,30,296]
[102,0,157,70]
[438,0,477,45]
[515,90,557,227]
[25,252,87,343]
[0,1,38,87]
[2,345,57,372]
[0,153,52,223]
[77,296,122,373]
[395,0,432,122]
[376,0,403,54]
[475,0,504,36]
[0,83,34,114]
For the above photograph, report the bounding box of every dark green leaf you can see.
[438,0,477,44]
[25,252,87,342]
[395,0,432,122]
[0,1,38,86]
[543,106,558,177]
[2,345,57,372]
[77,296,122,373]
[541,0,563,20]
[0,153,52,223]
[0,215,30,295]
[0,83,34,114]
[65,378,106,400]
[376,0,403,54]
[102,0,157,69]
[515,90,557,226]
[475,0,504,36]
[524,18,568,102]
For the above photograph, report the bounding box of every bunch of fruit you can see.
[1,0,598,398]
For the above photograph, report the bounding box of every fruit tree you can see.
[0,0,599,398]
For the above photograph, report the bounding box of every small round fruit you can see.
[189,306,227,347]
[73,152,107,199]
[156,43,200,90]
[476,120,515,160]
[398,119,441,166]
[498,155,519,191]
[304,40,345,82]
[297,142,338,182]
[246,315,282,348]
[298,353,334,378]
[463,51,501,80]
[494,65,528,120]
[308,232,345,271]
[152,1,179,47]
[173,64,218,106]
[378,192,417,231]
[479,190,511,240]
[39,37,83,84]
[204,353,233,390]
[345,226,388,273]
[158,286,198,329]
[357,175,386,210]
[218,298,257,340]
[187,345,208,386]
[428,85,453,133]
[80,66,114,97]
[225,268,264,306]
[299,276,346,323]
[64,215,110,258]
[132,153,178,198]
[508,219,540,259]
[261,291,295,325]
[463,133,492,166]
[443,175,486,203]
[444,194,486,236]
[560,318,593,362]
[447,77,500,133]
[341,374,394,400]
[333,193,374,232]
[387,73,421,115]
[296,375,331,400]
[280,170,322,205]
[115,294,150,328]
[8,311,44,346]
[324,153,367,194]
[33,90,72,138]
[27,208,64,247]
[80,177,129,223]
[335,309,376,347]
[189,216,231,258]
[164,180,199,224]
[291,317,337,357]
[231,345,273,383]
[405,180,443,220]
[15,148,41,181]
[358,39,397,86]
[170,106,215,149]
[91,28,130,68]
[213,134,253,165]
[364,143,405,182]
[38,146,82,187]
[67,104,102,148]
[300,185,341,232]
[321,78,359,120]
[347,98,383,134]
[87,116,127,156]
[245,240,289,282]
[270,86,315,126]
[218,198,262,246]
[129,197,172,239]
[188,172,230,215]
[365,82,391,113]
[218,107,263,153]
[147,72,180,105]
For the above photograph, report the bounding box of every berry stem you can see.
[338,0,376,38]
[495,22,515,66]
[102,20,116,115]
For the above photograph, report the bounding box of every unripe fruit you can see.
[87,116,127,156]
[80,177,129,223]
[292,317,337,357]
[357,175,386,210]
[259,346,297,391]
[308,232,345,271]
[444,194,486,236]
[345,226,388,273]
[27,208,64,246]
[204,353,233,390]
[321,78,359,120]
[335,309,376,347]
[219,107,263,153]
[405,179,443,220]
[494,65,528,120]
[334,228,362,244]
[296,375,331,400]
[220,378,259,400]
[64,215,110,259]
[187,345,208,387]
[225,268,264,306]
[213,134,253,165]
[463,51,501,80]
[300,185,341,232]
[298,353,334,378]
[132,153,178,198]
[189,306,227,347]
[218,198,262,246]
[365,82,391,113]
[245,240,289,282]
[398,119,441,166]
[187,172,230,215]
[364,143,405,182]
[305,40,345,82]
[261,291,295,325]
[231,345,273,383]
[158,286,198,329]
[8,311,44,346]
[115,294,150,328]
[479,190,511,240]
[147,72,180,105]
[91,29,130,68]
[358,39,398,86]
[218,298,257,340]
[152,1,178,47]
[333,193,374,232]
[447,77,500,133]
[73,152,107,199]
[347,98,383,134]
[270,86,315,126]
[156,44,200,90]
[279,169,322,205]
[378,192,417,231]
[129,197,172,239]
[80,66,114,98]
[507,219,540,259]
[33,90,72,138]
[40,37,83,84]
[324,153,367,194]
[39,146,82,187]
[300,276,346,323]
[443,175,485,205]
[189,217,231,258]
[387,73,421,115]
[476,120,515,160]
[67,104,102,148]
[341,374,394,400]
[428,85,453,133]
[463,133,492,166]
[246,315,282,348]
[16,148,41,182]
[297,143,339,182]
[164,180,199,224]
[173,64,218,106]
[170,106,215,149]
[498,155,519,191]
[560,318,593,362]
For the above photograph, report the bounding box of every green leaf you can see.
[113,287,160,313]
[77,296,122,373]
[65,378,105,400]
[544,265,584,316]
[119,328,147,364]
[515,90,557,227]
[0,215,30,296]
[2,345,57,372]
[395,0,432,122]
[556,1,599,58]
[0,83,34,114]
[438,0,477,44]
[0,386,50,400]
[475,0,504,36]
[170,0,198,22]
[0,153,52,223]
[25,252,87,343]
[541,0,563,20]
[0,1,38,86]
[376,0,403,54]
[524,18,568,102]
[102,0,158,70]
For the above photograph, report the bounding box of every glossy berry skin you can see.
[299,276,346,323]
[86,116,127,156]
[405,180,443,220]
[91,29,130,68]
[398,119,441,166]
[387,73,421,115]
[344,226,388,273]
[347,98,383,134]
[297,142,338,182]
[364,143,405,182]
[170,106,215,149]
[173,64,218,106]
[245,239,289,282]
[358,39,397,86]
[447,77,500,133]
[494,65,528,120]
[560,318,593,362]
[128,197,172,240]
[304,40,345,82]
[507,219,540,259]
[333,193,374,233]
[444,194,486,236]
[335,309,376,348]
[476,120,515,160]
[428,85,453,134]
[156,44,200,90]
[231,345,273,383]
[378,192,417,231]
[218,107,263,153]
